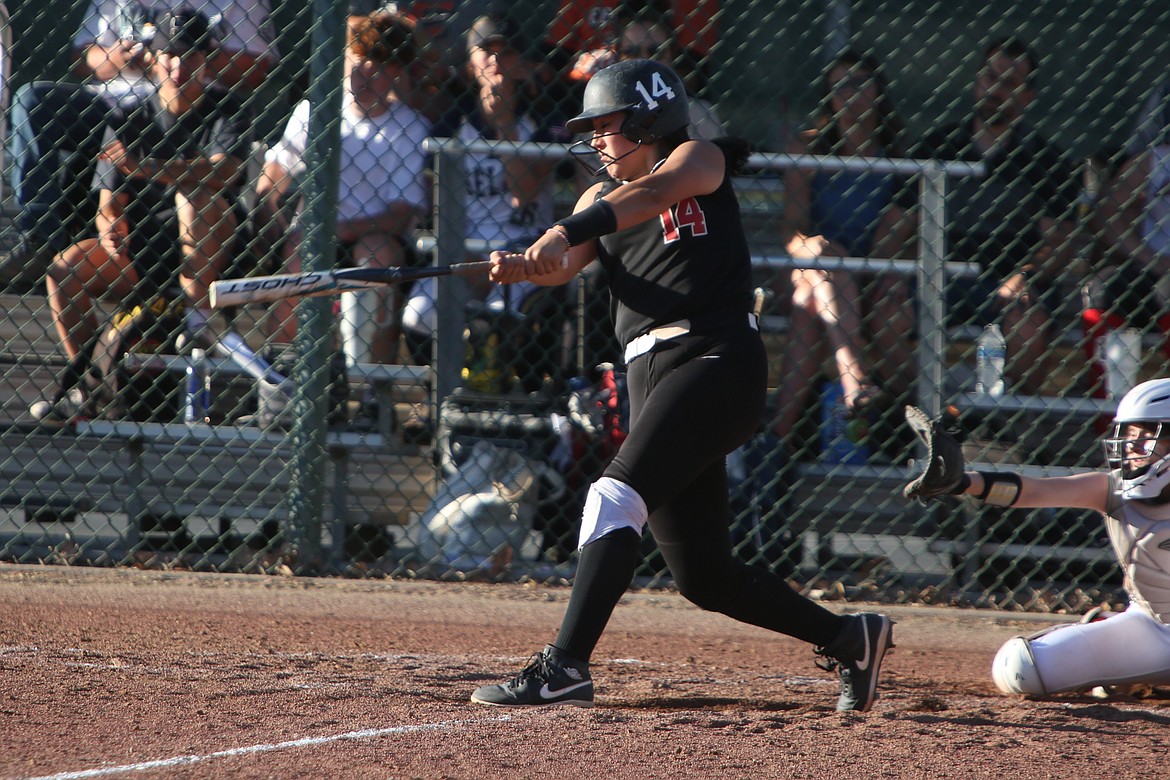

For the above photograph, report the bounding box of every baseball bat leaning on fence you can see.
[208,261,495,308]
[214,330,291,390]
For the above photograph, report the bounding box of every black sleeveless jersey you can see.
[596,168,754,346]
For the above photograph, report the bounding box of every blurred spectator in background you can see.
[561,6,724,193]
[32,10,251,421]
[770,50,904,450]
[1076,78,1170,398]
[546,0,718,86]
[871,37,1080,396]
[1083,145,1170,396]
[613,15,723,139]
[75,0,274,90]
[257,11,428,379]
[403,11,570,392]
[1127,78,1170,155]
[345,0,487,123]
[3,0,275,290]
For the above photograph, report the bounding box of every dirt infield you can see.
[1,565,1167,780]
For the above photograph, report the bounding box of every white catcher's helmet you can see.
[1104,378,1170,500]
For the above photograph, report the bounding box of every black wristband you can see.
[557,200,618,246]
[974,470,1022,506]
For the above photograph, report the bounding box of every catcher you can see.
[904,379,1170,697]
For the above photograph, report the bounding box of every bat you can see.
[214,330,290,389]
[208,260,495,309]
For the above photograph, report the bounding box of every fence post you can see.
[431,142,468,411]
[285,0,345,573]
[916,161,947,419]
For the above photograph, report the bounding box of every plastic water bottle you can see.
[1101,328,1142,399]
[819,381,871,465]
[184,348,211,423]
[975,323,1006,397]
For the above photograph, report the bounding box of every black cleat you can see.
[471,645,594,708]
[815,612,894,712]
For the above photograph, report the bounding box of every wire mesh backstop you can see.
[1,0,1168,613]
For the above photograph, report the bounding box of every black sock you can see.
[553,527,641,662]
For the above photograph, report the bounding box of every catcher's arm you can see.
[902,405,1110,511]
[965,471,1109,511]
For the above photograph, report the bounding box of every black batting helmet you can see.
[567,59,690,143]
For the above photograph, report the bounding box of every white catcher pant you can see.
[1020,605,1170,692]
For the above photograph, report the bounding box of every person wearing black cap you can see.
[29,9,253,422]
[3,0,276,290]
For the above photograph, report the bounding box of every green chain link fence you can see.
[1,0,1168,613]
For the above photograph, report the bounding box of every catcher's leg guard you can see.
[992,636,1048,695]
[577,477,647,549]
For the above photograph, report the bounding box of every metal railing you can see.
[423,139,985,421]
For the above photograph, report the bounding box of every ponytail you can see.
[712,136,752,176]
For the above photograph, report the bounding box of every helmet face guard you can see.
[568,133,642,178]
[1104,422,1170,498]
[1105,378,1170,500]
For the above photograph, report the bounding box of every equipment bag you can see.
[84,295,185,422]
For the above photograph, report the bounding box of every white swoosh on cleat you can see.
[539,681,592,700]
[854,623,872,672]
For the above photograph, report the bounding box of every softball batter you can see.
[472,58,893,712]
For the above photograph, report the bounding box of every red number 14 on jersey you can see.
[660,197,709,243]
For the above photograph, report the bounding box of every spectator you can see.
[31,10,251,421]
[1127,79,1170,156]
[546,0,718,85]
[256,11,429,381]
[402,11,569,390]
[345,0,480,123]
[613,15,723,140]
[1083,143,1170,397]
[560,10,724,195]
[770,50,904,450]
[75,0,275,90]
[3,0,275,290]
[908,379,1170,698]
[871,38,1081,396]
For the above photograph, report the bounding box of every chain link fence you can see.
[0,0,1167,612]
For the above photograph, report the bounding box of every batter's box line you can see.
[16,715,514,780]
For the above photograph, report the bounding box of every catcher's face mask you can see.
[1104,422,1170,499]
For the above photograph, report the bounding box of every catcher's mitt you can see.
[903,405,968,502]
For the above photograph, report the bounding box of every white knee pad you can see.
[341,289,380,367]
[577,477,647,549]
[992,636,1048,695]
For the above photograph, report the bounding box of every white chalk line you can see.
[16,715,512,780]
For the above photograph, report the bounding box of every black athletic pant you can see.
[555,327,844,661]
